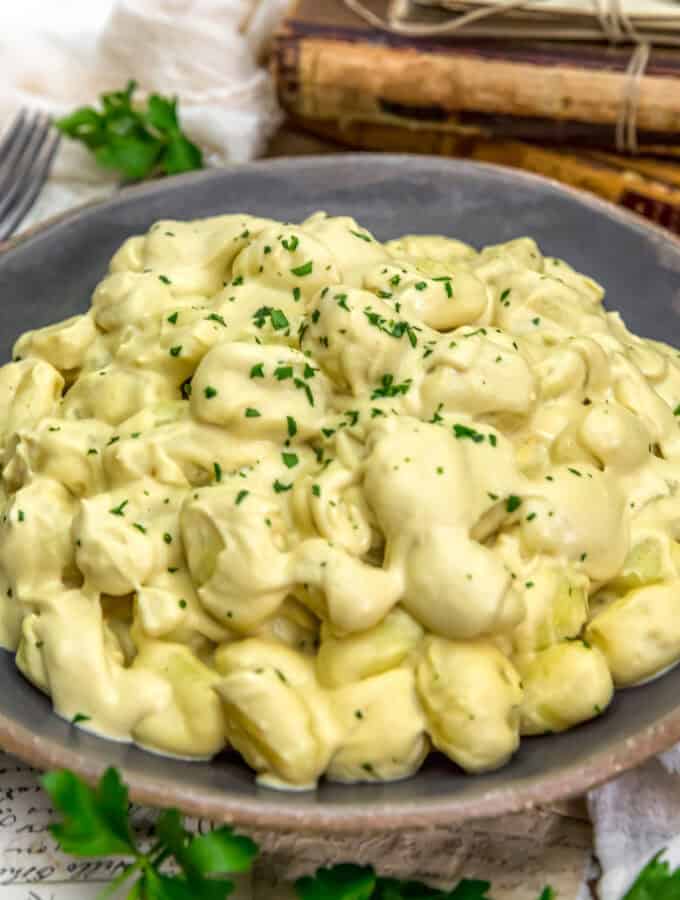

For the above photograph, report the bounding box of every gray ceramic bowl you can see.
[1,155,679,832]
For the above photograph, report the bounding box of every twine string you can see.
[342,0,653,154]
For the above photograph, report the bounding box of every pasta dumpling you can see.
[0,211,679,789]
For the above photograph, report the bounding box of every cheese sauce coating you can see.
[2,211,680,788]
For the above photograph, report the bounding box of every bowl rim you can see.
[2,153,680,831]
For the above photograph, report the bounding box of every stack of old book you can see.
[272,0,680,234]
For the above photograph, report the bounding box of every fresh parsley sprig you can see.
[296,864,492,899]
[42,767,256,899]
[55,81,203,181]
[42,767,557,899]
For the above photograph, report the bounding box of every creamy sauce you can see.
[2,212,680,788]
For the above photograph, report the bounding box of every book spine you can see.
[287,114,680,236]
[272,31,680,141]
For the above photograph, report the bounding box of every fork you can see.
[0,111,60,242]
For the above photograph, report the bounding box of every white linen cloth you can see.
[0,0,286,230]
[1,3,680,897]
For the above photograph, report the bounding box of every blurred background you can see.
[4,0,680,238]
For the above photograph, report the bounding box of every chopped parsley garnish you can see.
[264,244,272,254]
[180,377,192,399]
[163,533,172,544]
[281,235,299,252]
[350,229,371,242]
[500,288,511,302]
[87,448,98,455]
[235,489,249,505]
[312,484,321,497]
[287,416,297,438]
[132,523,147,534]
[526,512,537,521]
[344,410,360,426]
[506,495,522,513]
[532,316,541,326]
[253,306,289,330]
[274,365,293,381]
[303,363,316,379]
[17,510,25,523]
[245,407,261,418]
[72,713,91,724]
[291,261,313,277]
[371,373,412,399]
[232,275,244,286]
[414,281,427,291]
[322,428,336,438]
[429,403,444,424]
[169,345,182,357]
[377,290,392,299]
[214,462,222,482]
[159,275,171,285]
[453,424,485,443]
[295,378,314,407]
[204,386,218,399]
[292,286,301,302]
[109,500,129,516]
[674,404,680,416]
[567,467,582,477]
[488,434,497,447]
[107,436,120,446]
[282,452,298,468]
[250,363,264,378]
[273,480,293,493]
[336,293,350,310]
[167,311,178,324]
[390,274,401,286]
[206,313,226,326]
[179,599,187,609]
[363,308,419,347]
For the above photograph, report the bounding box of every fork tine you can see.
[0,126,60,242]
[0,111,42,189]
[0,110,29,165]
[0,114,53,222]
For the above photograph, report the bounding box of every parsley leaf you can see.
[371,374,412,400]
[623,850,680,900]
[42,768,136,857]
[291,261,313,277]
[282,452,299,468]
[452,424,485,443]
[55,81,203,181]
[296,864,376,900]
[295,866,493,900]
[253,307,289,330]
[506,494,522,513]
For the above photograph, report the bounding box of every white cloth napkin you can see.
[2,4,680,898]
[589,745,680,898]
[0,0,286,231]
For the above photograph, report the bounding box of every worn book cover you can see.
[272,0,680,153]
[286,112,680,235]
